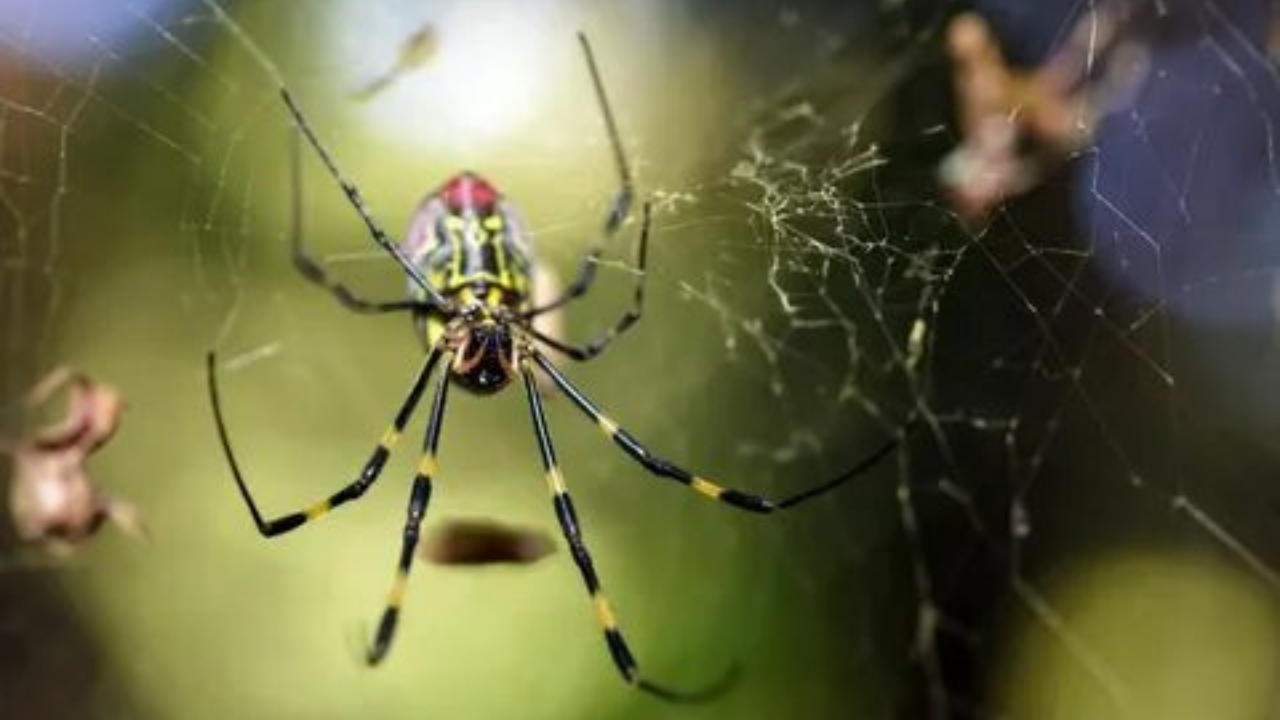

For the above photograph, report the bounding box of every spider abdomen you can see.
[401,172,535,313]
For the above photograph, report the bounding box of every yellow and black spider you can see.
[205,33,900,701]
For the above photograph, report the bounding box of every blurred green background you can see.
[2,1,1279,719]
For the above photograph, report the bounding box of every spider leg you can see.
[279,88,453,312]
[520,363,733,701]
[288,127,433,315]
[205,346,444,537]
[522,33,634,322]
[366,360,451,664]
[530,351,902,513]
[524,203,650,362]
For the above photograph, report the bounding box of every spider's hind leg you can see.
[287,120,431,316]
[523,202,652,363]
[520,33,636,327]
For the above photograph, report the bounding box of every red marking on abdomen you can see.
[439,172,499,213]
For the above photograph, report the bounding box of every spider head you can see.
[452,320,516,395]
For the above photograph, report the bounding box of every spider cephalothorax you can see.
[446,316,518,394]
[207,32,902,703]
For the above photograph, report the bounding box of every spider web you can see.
[2,1,1280,719]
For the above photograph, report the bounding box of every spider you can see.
[206,33,901,701]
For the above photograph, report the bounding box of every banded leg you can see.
[521,365,728,701]
[522,33,635,321]
[531,351,901,513]
[366,362,451,664]
[288,126,432,315]
[523,203,651,362]
[280,88,452,311]
[206,346,443,537]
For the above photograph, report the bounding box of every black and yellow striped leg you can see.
[521,365,727,701]
[206,346,444,538]
[530,351,901,513]
[289,126,433,315]
[366,363,451,665]
[523,203,651,362]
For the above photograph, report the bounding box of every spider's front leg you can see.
[366,354,453,664]
[530,350,903,513]
[519,360,734,701]
[205,346,444,538]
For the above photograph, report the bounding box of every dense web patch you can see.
[2,1,1280,719]
[728,0,1280,712]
